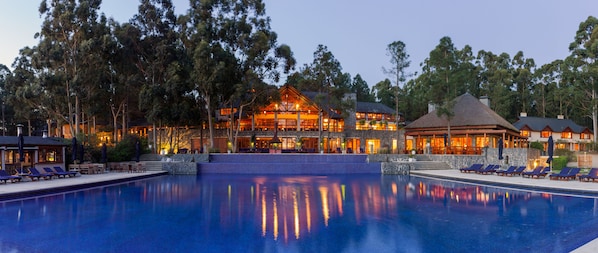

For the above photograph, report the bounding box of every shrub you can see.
[551,156,568,171]
[529,141,543,151]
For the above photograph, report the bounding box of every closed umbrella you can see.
[71,137,78,163]
[546,136,554,164]
[135,141,140,163]
[18,134,24,174]
[101,143,107,163]
[79,144,85,162]
[498,138,504,160]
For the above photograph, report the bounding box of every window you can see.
[541,131,551,138]
[581,133,591,139]
[561,131,572,139]
[520,130,530,137]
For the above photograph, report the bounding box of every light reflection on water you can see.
[0,174,597,253]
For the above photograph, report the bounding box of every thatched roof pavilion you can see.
[404,93,524,154]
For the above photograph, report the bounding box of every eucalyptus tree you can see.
[182,0,295,151]
[476,51,516,121]
[128,0,194,150]
[419,37,460,146]
[534,61,562,117]
[372,79,393,107]
[4,48,44,135]
[382,40,410,152]
[568,16,598,142]
[512,51,536,115]
[35,0,110,138]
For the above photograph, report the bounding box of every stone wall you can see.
[162,162,197,175]
[369,148,533,170]
[381,162,411,174]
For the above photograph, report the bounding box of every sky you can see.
[1,0,597,87]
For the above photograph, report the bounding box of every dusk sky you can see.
[1,0,596,87]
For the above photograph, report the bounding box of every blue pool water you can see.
[0,174,597,253]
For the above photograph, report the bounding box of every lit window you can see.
[541,131,551,138]
[561,132,572,139]
[520,130,530,137]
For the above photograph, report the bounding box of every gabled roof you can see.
[512,116,591,134]
[0,136,67,147]
[405,93,519,132]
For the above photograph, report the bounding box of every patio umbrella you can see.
[79,144,85,162]
[71,137,78,163]
[101,143,107,163]
[135,141,140,163]
[546,136,554,164]
[18,133,24,162]
[498,137,504,160]
[18,133,24,174]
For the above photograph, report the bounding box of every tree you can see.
[512,51,536,114]
[350,74,374,102]
[568,16,598,142]
[182,0,295,151]
[383,40,410,153]
[35,0,109,138]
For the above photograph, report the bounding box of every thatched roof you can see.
[405,93,519,132]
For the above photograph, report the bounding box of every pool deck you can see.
[0,171,167,201]
[0,169,597,252]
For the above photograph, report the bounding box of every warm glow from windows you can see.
[561,132,572,139]
[541,131,551,138]
[520,130,530,137]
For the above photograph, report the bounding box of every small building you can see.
[0,136,67,174]
[404,93,525,154]
[512,114,593,151]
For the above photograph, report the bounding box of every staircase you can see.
[198,154,381,174]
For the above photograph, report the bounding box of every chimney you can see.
[557,115,564,120]
[520,112,527,117]
[479,96,490,107]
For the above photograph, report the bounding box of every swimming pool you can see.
[0,174,596,252]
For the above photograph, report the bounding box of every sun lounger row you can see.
[0,167,78,183]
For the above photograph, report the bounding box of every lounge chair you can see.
[54,166,78,177]
[27,168,53,181]
[549,167,572,180]
[522,166,549,179]
[459,164,483,173]
[0,170,21,183]
[560,167,580,181]
[43,167,71,179]
[495,166,516,176]
[476,164,499,175]
[579,168,598,182]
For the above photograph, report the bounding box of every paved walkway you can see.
[410,169,598,253]
[0,171,167,201]
[411,169,598,196]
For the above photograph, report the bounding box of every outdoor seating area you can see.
[69,163,106,174]
[107,162,146,173]
[459,163,598,182]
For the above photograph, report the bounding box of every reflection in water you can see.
[0,174,597,253]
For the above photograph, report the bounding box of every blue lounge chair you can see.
[549,167,571,180]
[0,170,21,183]
[504,166,526,176]
[476,164,499,175]
[495,166,517,176]
[522,166,549,179]
[54,166,77,177]
[43,167,70,179]
[27,168,53,181]
[560,167,580,181]
[579,168,598,182]
[459,164,483,173]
